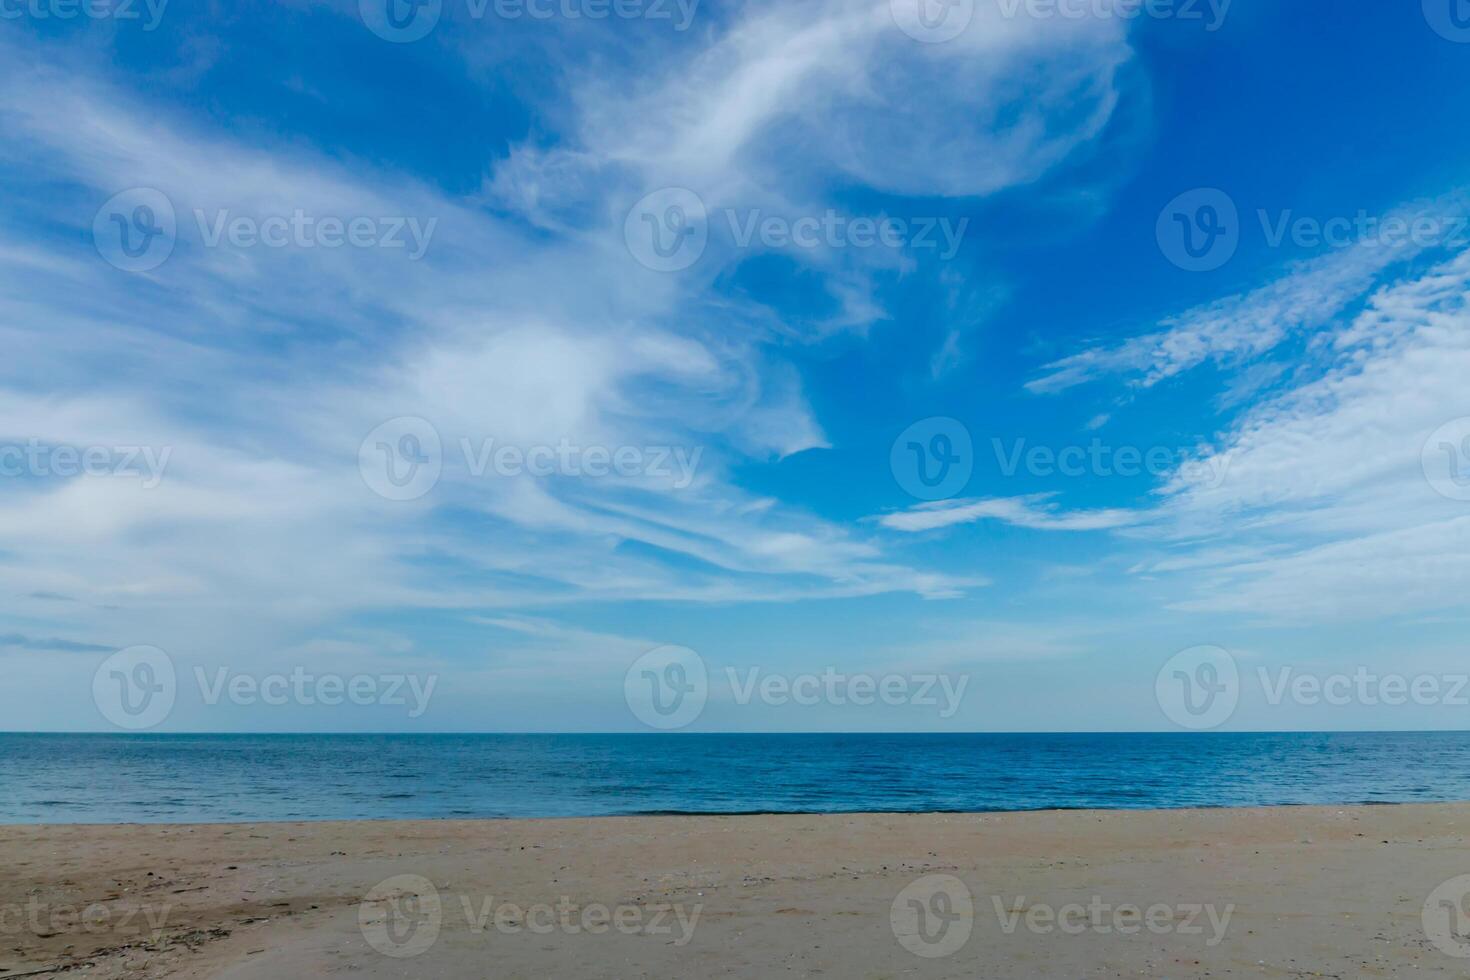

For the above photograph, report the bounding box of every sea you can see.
[3,731,1470,824]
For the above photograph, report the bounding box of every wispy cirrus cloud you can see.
[0,633,114,654]
[1027,193,1470,394]
[8,0,1141,683]
[1135,244,1470,621]
[877,494,1140,533]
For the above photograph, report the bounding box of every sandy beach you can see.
[4,804,1470,978]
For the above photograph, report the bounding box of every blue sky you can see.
[4,0,1470,732]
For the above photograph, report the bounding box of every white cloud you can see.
[0,35,979,666]
[584,0,1131,198]
[483,0,1135,345]
[1028,193,1469,393]
[878,494,1139,533]
[0,4,1148,727]
[1143,245,1470,620]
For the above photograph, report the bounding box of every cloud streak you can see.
[878,494,1139,533]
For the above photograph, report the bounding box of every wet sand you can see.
[4,804,1470,978]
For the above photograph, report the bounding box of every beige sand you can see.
[4,804,1470,978]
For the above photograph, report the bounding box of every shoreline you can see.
[0,795,1445,830]
[5,803,1470,977]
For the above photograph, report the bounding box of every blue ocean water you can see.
[3,731,1470,824]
